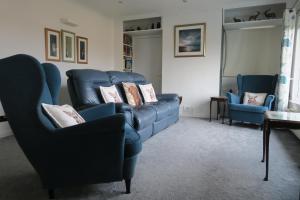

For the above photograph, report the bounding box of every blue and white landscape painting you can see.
[179,28,201,52]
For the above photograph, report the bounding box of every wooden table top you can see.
[265,111,300,124]
[211,96,228,101]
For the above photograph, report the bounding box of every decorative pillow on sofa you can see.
[100,85,123,103]
[122,82,143,107]
[139,83,158,103]
[243,92,267,106]
[42,103,85,128]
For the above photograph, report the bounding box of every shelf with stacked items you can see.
[223,3,285,30]
[123,34,133,72]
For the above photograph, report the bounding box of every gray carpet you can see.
[0,117,300,200]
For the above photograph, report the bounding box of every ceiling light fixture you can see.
[60,18,78,27]
[182,0,188,3]
[118,0,123,4]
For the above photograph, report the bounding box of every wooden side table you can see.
[209,96,228,124]
[179,96,183,105]
[261,111,300,181]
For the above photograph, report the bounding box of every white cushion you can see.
[139,84,158,103]
[100,85,123,103]
[42,103,85,128]
[243,92,267,106]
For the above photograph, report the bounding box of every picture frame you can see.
[44,28,61,61]
[76,36,88,64]
[61,30,76,63]
[174,23,206,57]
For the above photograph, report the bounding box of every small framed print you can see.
[61,30,76,62]
[44,28,61,61]
[174,23,206,57]
[76,36,88,64]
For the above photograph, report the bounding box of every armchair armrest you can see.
[264,95,275,110]
[226,92,240,104]
[78,103,115,122]
[156,94,179,101]
[44,114,126,180]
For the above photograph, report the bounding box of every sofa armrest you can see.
[226,92,240,104]
[115,103,134,126]
[115,103,133,113]
[264,95,275,110]
[78,103,115,122]
[156,94,179,102]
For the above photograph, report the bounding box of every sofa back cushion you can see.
[107,71,147,85]
[107,71,147,103]
[66,70,148,109]
[66,69,111,108]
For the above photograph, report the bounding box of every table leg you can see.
[209,100,212,122]
[264,120,270,181]
[217,102,220,120]
[261,121,266,163]
[222,102,226,124]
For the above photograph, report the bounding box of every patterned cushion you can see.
[42,103,85,128]
[100,85,123,103]
[139,83,158,103]
[243,92,267,106]
[122,82,143,107]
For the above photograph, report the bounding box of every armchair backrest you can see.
[237,74,278,96]
[0,54,60,165]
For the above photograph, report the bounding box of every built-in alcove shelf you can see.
[124,28,162,36]
[224,18,283,30]
[223,3,285,30]
[122,17,162,72]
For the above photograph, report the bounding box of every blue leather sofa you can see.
[226,74,278,126]
[0,55,141,198]
[66,69,180,142]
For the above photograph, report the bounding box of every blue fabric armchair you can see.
[226,74,278,126]
[0,55,141,199]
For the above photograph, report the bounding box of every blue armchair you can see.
[226,74,278,126]
[0,55,141,199]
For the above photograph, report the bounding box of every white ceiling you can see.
[70,0,292,17]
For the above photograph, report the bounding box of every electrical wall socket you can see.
[182,105,193,116]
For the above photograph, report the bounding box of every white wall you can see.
[0,0,115,137]
[133,35,162,93]
[114,10,222,118]
[224,27,282,76]
[162,10,222,117]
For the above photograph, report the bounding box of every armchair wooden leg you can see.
[229,119,232,126]
[48,189,55,199]
[125,179,131,194]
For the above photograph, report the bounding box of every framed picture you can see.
[174,23,206,57]
[61,30,75,62]
[44,28,61,61]
[76,36,88,64]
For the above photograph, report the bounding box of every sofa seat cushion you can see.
[230,103,268,113]
[133,105,156,130]
[124,123,142,158]
[148,101,171,121]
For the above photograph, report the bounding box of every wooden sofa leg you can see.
[48,189,55,199]
[125,179,131,194]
